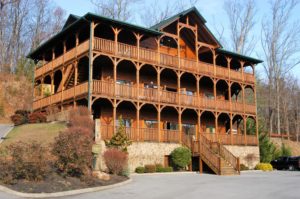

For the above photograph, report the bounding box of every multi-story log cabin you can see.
[28,7,262,175]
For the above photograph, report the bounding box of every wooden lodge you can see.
[28,7,262,175]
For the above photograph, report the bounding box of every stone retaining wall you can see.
[224,145,260,169]
[96,141,181,172]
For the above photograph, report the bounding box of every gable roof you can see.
[62,14,80,30]
[28,7,262,64]
[150,7,222,47]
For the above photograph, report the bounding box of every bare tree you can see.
[261,0,300,135]
[224,0,257,55]
[91,0,140,21]
[140,0,199,27]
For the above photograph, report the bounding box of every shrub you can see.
[69,106,94,132]
[10,114,26,125]
[280,144,292,157]
[255,163,273,171]
[135,166,145,173]
[156,166,173,172]
[10,110,30,125]
[28,112,47,123]
[240,164,249,171]
[1,141,50,182]
[103,148,128,175]
[52,127,94,177]
[155,164,164,172]
[144,164,156,173]
[170,147,191,170]
[105,116,132,152]
[0,157,14,184]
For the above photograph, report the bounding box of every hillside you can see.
[271,138,300,156]
[0,122,67,149]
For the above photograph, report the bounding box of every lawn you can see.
[0,122,67,148]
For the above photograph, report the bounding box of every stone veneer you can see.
[224,145,260,169]
[96,141,182,172]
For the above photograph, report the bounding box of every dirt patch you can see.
[0,172,128,193]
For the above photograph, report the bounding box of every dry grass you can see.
[271,138,300,156]
[0,122,67,149]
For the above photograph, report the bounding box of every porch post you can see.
[244,116,247,146]
[215,113,218,142]
[158,106,161,142]
[88,21,94,111]
[230,114,233,145]
[178,109,182,143]
[136,104,140,141]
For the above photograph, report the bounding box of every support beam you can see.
[88,22,94,111]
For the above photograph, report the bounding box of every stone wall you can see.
[96,141,181,172]
[224,145,260,169]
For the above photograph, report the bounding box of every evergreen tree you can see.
[105,116,132,152]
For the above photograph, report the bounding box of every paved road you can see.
[0,124,13,144]
[0,171,299,199]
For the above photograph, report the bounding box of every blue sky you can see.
[53,0,300,80]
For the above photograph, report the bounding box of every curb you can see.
[131,171,198,176]
[0,178,132,198]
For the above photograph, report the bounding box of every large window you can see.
[144,120,158,128]
[164,122,178,130]
[182,124,196,135]
[116,118,132,127]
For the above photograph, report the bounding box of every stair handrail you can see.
[198,135,221,175]
[218,143,240,173]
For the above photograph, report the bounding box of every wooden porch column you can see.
[215,113,218,141]
[157,68,161,103]
[88,21,95,111]
[136,105,140,141]
[197,111,201,140]
[113,58,117,95]
[113,102,117,132]
[178,109,182,143]
[199,157,203,174]
[230,114,233,145]
[177,72,181,105]
[158,106,161,142]
[244,116,247,146]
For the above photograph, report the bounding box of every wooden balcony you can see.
[32,82,88,110]
[93,37,255,83]
[92,80,256,115]
[203,133,258,146]
[99,125,258,146]
[35,40,90,78]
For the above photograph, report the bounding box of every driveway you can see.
[0,124,13,144]
[0,171,299,199]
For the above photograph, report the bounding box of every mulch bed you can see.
[0,173,128,193]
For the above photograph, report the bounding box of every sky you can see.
[53,0,300,80]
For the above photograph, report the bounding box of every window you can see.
[164,122,178,130]
[116,118,132,127]
[116,79,131,85]
[182,124,196,135]
[144,120,158,128]
[144,82,157,89]
[205,92,214,99]
[206,125,215,134]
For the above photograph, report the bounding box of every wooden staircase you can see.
[186,134,240,175]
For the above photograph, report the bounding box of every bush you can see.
[0,141,50,182]
[145,164,156,173]
[156,166,173,172]
[28,112,47,123]
[69,106,94,132]
[10,110,30,125]
[103,148,128,175]
[52,127,94,177]
[255,163,273,171]
[170,147,191,170]
[10,114,26,125]
[280,144,292,157]
[240,164,249,171]
[135,166,145,173]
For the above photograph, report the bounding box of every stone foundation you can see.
[96,141,182,172]
[224,145,260,169]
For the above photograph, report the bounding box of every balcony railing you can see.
[94,37,255,83]
[33,80,256,115]
[203,133,258,146]
[92,80,256,114]
[32,82,88,110]
[99,125,258,146]
[35,40,90,78]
